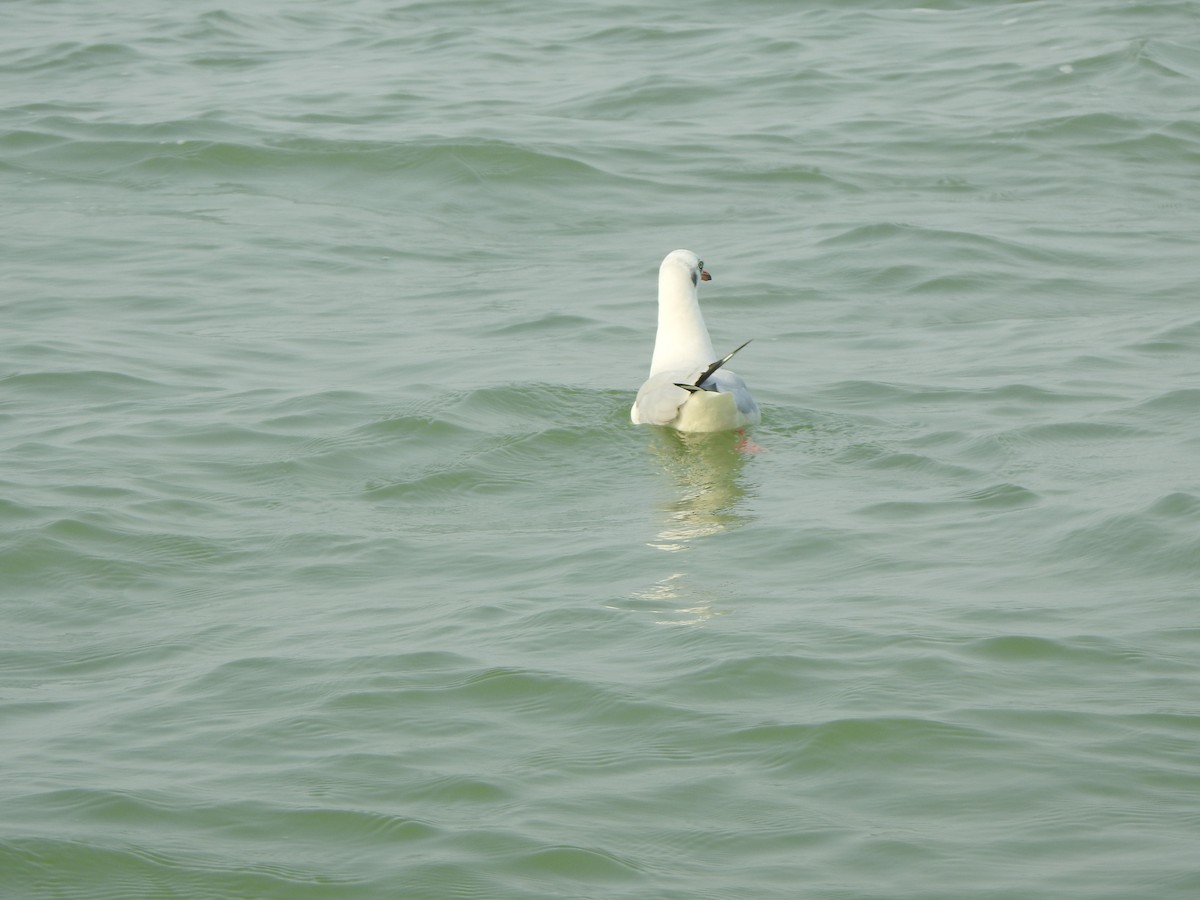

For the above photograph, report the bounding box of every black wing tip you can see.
[691,339,754,388]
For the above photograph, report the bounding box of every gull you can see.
[630,249,760,432]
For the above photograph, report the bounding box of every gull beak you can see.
[700,269,712,282]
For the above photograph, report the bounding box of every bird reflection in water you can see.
[628,428,758,625]
[647,427,755,550]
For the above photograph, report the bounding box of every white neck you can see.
[649,262,715,376]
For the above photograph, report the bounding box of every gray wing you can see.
[704,368,760,418]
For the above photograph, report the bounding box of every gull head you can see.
[661,249,712,288]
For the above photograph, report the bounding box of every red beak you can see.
[700,269,712,282]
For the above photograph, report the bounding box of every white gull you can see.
[630,249,760,432]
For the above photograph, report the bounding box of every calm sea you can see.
[3,1,1199,897]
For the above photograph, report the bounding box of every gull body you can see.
[630,250,760,432]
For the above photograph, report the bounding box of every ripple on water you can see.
[1053,499,1200,579]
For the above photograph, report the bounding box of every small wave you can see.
[967,633,1141,666]
[0,41,143,74]
[1055,501,1200,577]
[503,844,642,881]
[815,221,1102,271]
[857,482,1039,521]
[1128,388,1200,419]
[1004,420,1149,445]
[0,369,172,401]
[2,120,627,199]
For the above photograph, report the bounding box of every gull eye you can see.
[697,260,704,269]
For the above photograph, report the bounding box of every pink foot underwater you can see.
[735,429,765,454]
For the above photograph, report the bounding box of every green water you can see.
[3,1,1200,897]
